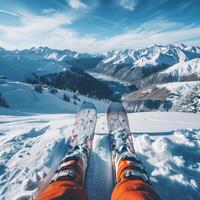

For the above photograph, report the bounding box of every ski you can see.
[52,101,97,185]
[107,102,160,200]
[37,102,97,200]
[107,102,150,183]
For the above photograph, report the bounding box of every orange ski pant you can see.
[37,179,159,200]
[37,180,88,200]
[111,179,160,200]
[111,154,160,200]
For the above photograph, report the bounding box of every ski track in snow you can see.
[0,112,200,200]
[86,134,114,200]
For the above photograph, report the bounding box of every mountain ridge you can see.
[1,44,200,110]
[96,44,200,83]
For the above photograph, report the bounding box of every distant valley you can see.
[0,44,200,112]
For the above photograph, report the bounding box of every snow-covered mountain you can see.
[134,58,200,88]
[0,47,110,99]
[120,57,200,112]
[18,47,104,69]
[0,52,64,81]
[96,44,200,83]
[160,58,200,80]
[0,46,103,65]
[0,47,103,82]
[95,44,200,111]
[1,44,200,108]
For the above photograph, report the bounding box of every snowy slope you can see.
[0,111,200,200]
[132,58,200,90]
[160,58,200,78]
[0,79,109,114]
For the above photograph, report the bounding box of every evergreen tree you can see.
[34,84,43,93]
[174,84,200,113]
[0,93,9,108]
[63,93,70,102]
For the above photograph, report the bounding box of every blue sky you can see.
[0,0,200,52]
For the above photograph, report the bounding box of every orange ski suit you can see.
[111,154,160,200]
[111,179,160,200]
[37,180,87,200]
[37,154,88,200]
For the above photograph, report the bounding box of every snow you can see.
[0,111,200,200]
[101,44,200,69]
[160,58,200,77]
[0,114,74,199]
[134,129,200,200]
[45,52,58,61]
[156,81,200,100]
[45,53,66,62]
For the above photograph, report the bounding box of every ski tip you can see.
[79,101,96,110]
[107,102,126,113]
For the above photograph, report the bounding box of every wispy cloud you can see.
[0,9,19,17]
[0,11,75,48]
[85,12,117,26]
[138,16,183,32]
[97,25,200,52]
[118,0,139,11]
[0,11,199,53]
[67,0,88,10]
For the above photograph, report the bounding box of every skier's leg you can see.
[37,150,88,200]
[111,155,160,200]
[37,180,88,200]
[111,180,160,200]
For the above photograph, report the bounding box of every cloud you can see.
[118,0,139,11]
[0,9,19,17]
[0,12,199,53]
[67,0,88,10]
[0,11,75,49]
[96,26,200,52]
